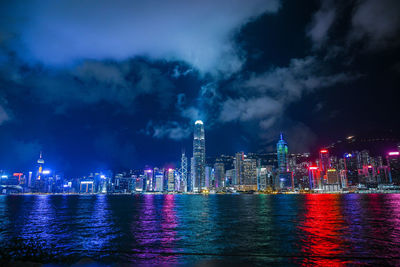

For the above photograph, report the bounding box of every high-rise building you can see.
[144,169,153,191]
[234,152,244,186]
[387,151,400,184]
[277,134,292,189]
[214,162,225,188]
[308,166,321,189]
[193,120,205,192]
[205,166,213,188]
[344,153,359,186]
[167,168,175,192]
[179,152,188,192]
[154,169,164,192]
[241,158,257,191]
[225,169,235,187]
[36,151,44,181]
[319,149,330,175]
[190,157,195,192]
[277,134,288,173]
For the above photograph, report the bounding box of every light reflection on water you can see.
[1,194,400,265]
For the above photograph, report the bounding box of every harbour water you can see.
[1,194,400,266]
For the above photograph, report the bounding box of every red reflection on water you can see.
[299,194,348,266]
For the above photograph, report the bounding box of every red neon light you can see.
[320,149,328,153]
[388,151,400,156]
[13,173,23,176]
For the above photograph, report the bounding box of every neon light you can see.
[100,175,106,179]
[388,151,400,156]
[367,165,372,168]
[345,153,352,158]
[1,175,7,178]
[309,167,318,170]
[168,168,174,172]
[13,173,23,176]
[327,169,336,172]
[42,170,51,174]
[195,120,203,125]
[145,170,152,173]
[320,149,328,153]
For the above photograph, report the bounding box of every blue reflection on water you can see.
[1,194,400,265]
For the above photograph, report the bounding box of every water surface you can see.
[1,194,400,266]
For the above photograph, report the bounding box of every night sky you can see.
[0,0,399,175]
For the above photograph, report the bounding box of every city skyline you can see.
[1,121,399,194]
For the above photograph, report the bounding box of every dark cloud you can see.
[350,0,400,49]
[0,105,10,125]
[2,0,280,75]
[1,58,175,113]
[143,120,192,141]
[307,0,336,47]
[216,56,359,126]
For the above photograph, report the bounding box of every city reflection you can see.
[21,195,55,243]
[132,194,179,264]
[298,194,348,266]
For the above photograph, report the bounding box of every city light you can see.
[388,151,400,156]
[42,170,51,174]
[320,149,328,153]
[1,175,7,178]
[100,175,106,179]
[309,166,318,170]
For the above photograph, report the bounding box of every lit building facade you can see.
[193,120,205,192]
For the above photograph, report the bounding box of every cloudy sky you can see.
[0,0,399,175]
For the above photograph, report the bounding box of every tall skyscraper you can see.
[277,134,288,173]
[234,152,244,186]
[167,168,175,192]
[179,151,188,192]
[193,120,205,192]
[242,158,257,191]
[37,151,44,180]
[214,162,225,188]
[277,133,292,189]
[387,151,400,184]
[319,149,330,175]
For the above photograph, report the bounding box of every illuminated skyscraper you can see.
[277,133,292,189]
[214,162,225,188]
[37,151,44,180]
[387,151,400,184]
[234,152,244,185]
[193,120,205,192]
[242,158,257,191]
[179,151,188,192]
[277,134,288,173]
[319,149,330,175]
[167,168,175,192]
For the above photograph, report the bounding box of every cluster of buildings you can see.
[1,120,400,194]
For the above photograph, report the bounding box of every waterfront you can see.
[1,194,400,266]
